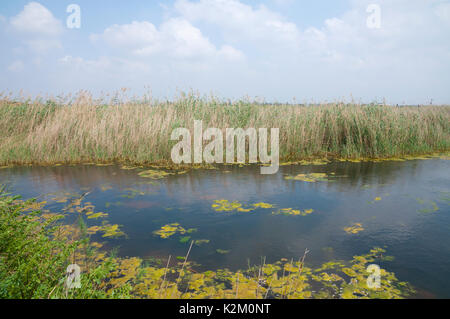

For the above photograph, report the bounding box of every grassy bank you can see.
[0,189,414,299]
[0,93,449,165]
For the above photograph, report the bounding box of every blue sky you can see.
[1,0,449,104]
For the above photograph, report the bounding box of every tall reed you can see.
[0,92,448,165]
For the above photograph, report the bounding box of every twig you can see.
[159,255,171,298]
[171,240,194,298]
[235,272,239,298]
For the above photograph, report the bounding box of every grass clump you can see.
[0,188,131,299]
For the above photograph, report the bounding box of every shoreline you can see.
[1,151,448,169]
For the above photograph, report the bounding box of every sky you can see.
[0,0,449,104]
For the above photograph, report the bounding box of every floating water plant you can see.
[253,202,274,209]
[88,223,125,238]
[121,165,138,170]
[194,239,210,246]
[138,169,173,179]
[285,172,334,182]
[272,208,314,216]
[281,159,330,166]
[154,223,186,239]
[86,211,108,219]
[101,223,125,238]
[416,198,439,213]
[343,223,364,234]
[211,199,255,212]
[179,236,191,244]
[0,189,422,299]
[120,188,147,199]
[16,199,47,212]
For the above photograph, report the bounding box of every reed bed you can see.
[0,92,449,165]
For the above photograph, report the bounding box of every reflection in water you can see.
[0,158,449,298]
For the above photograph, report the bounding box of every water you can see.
[1,159,449,298]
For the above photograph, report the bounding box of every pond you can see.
[1,158,449,298]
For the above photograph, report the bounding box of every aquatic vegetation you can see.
[87,223,125,238]
[91,242,103,248]
[344,223,365,234]
[120,187,147,199]
[14,199,47,212]
[285,172,333,182]
[211,200,273,213]
[142,247,412,299]
[253,202,274,209]
[179,236,191,244]
[211,199,255,213]
[272,208,314,216]
[194,239,210,246]
[0,190,416,299]
[338,154,446,163]
[86,211,108,219]
[120,165,140,170]
[416,198,439,213]
[101,223,125,238]
[138,169,173,179]
[281,159,330,166]
[49,195,70,203]
[216,249,230,254]
[154,223,186,239]
[368,195,388,204]
[108,257,142,288]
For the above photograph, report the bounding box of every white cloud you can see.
[174,0,301,50]
[91,18,244,61]
[91,21,160,51]
[217,45,245,61]
[10,2,63,53]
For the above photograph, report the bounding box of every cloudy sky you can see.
[1,0,449,104]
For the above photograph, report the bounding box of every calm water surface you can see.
[1,159,449,298]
